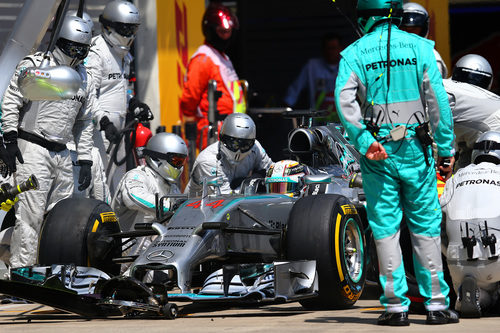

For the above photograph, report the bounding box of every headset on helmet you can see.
[202,3,239,52]
[265,160,308,197]
[357,0,403,34]
[401,2,429,38]
[452,54,493,90]
[54,15,92,67]
[219,113,256,165]
[471,131,500,165]
[143,133,188,182]
[99,0,140,56]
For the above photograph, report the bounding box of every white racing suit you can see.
[84,34,133,197]
[112,165,179,265]
[184,140,273,197]
[434,49,448,79]
[440,162,500,312]
[1,52,94,267]
[443,79,500,168]
[112,165,180,233]
[68,141,111,204]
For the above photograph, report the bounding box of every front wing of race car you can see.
[0,260,317,318]
[169,260,318,303]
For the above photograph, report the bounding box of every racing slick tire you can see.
[287,194,366,309]
[38,198,122,276]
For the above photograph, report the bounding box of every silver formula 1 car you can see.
[0,111,370,319]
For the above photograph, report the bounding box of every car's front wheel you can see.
[287,194,366,309]
[38,198,122,276]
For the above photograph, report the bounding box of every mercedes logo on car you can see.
[147,250,174,261]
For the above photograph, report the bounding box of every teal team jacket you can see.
[334,23,455,157]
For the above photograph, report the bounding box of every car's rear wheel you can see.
[38,198,122,276]
[287,194,366,309]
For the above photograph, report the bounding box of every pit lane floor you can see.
[0,287,498,332]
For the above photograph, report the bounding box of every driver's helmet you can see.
[472,131,500,165]
[265,160,308,197]
[452,54,493,90]
[99,0,140,57]
[357,0,403,34]
[143,133,188,182]
[54,15,92,67]
[401,2,429,37]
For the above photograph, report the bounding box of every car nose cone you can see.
[147,250,174,261]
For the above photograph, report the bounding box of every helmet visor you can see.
[56,38,90,60]
[113,22,139,37]
[221,134,255,153]
[453,68,492,90]
[402,12,427,27]
[266,181,298,195]
[143,149,186,169]
[167,153,187,169]
[101,16,139,37]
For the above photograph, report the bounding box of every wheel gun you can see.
[0,174,39,203]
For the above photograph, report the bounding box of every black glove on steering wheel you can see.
[77,160,93,191]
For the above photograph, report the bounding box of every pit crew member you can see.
[400,2,448,78]
[112,132,187,233]
[85,0,149,196]
[65,11,111,203]
[335,0,457,326]
[441,131,500,318]
[1,16,94,268]
[443,54,500,169]
[180,3,245,150]
[184,113,272,196]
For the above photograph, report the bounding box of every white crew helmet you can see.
[143,133,188,182]
[219,113,256,165]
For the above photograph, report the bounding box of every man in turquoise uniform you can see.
[335,0,457,326]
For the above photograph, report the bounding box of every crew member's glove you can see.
[437,155,455,181]
[0,138,14,177]
[0,198,17,212]
[99,116,120,144]
[230,177,246,190]
[3,131,24,173]
[0,183,18,212]
[77,160,93,191]
[128,97,153,121]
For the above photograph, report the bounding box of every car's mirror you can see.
[18,62,82,100]
[205,176,224,187]
[201,176,224,197]
[303,174,334,184]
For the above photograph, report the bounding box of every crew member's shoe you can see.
[426,309,460,325]
[459,275,481,318]
[377,311,409,326]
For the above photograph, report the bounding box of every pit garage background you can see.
[0,0,499,161]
